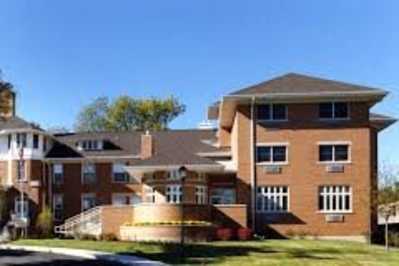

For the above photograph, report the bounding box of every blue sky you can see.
[0,0,398,164]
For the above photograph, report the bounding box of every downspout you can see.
[250,96,257,231]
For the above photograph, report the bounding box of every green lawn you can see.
[13,239,399,265]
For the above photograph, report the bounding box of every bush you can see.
[389,231,399,247]
[36,207,53,238]
[100,233,118,241]
[237,228,253,241]
[216,228,234,241]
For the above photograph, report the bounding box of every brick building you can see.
[1,73,395,241]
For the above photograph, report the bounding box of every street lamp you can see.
[178,166,187,258]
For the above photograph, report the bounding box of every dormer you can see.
[76,139,104,151]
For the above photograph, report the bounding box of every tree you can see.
[106,96,137,131]
[74,97,110,132]
[74,95,185,132]
[134,96,186,131]
[378,164,399,251]
[0,70,15,116]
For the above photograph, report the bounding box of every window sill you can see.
[317,161,351,165]
[318,118,350,122]
[258,119,288,123]
[317,211,353,214]
[256,162,289,166]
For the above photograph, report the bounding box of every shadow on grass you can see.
[118,242,356,265]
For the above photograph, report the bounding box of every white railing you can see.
[54,206,103,237]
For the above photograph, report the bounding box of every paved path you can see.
[0,245,166,266]
[0,249,125,266]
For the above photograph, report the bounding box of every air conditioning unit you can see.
[326,164,344,173]
[264,165,282,174]
[326,214,344,223]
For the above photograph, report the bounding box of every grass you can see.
[13,238,399,265]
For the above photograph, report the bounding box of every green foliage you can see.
[36,207,54,238]
[74,95,185,132]
[74,97,110,132]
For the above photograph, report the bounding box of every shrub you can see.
[389,232,399,247]
[36,207,53,238]
[237,228,253,241]
[100,233,118,241]
[216,228,234,241]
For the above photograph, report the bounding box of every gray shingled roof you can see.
[229,73,386,96]
[47,129,225,165]
[0,116,42,131]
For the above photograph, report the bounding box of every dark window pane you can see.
[257,105,270,120]
[319,103,333,119]
[7,134,11,150]
[334,145,348,161]
[273,146,286,162]
[272,104,287,120]
[33,134,39,149]
[319,195,324,210]
[334,103,348,118]
[282,196,288,211]
[319,145,333,161]
[257,146,271,162]
[345,195,351,210]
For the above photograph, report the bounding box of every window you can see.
[210,188,236,204]
[168,169,181,180]
[82,163,96,184]
[43,137,47,152]
[196,185,207,204]
[319,185,352,213]
[53,194,64,221]
[144,186,156,203]
[53,164,63,185]
[16,133,27,148]
[256,145,287,164]
[166,185,182,203]
[112,163,129,183]
[319,144,349,163]
[14,197,29,219]
[78,140,103,151]
[7,134,12,150]
[256,186,289,213]
[112,193,141,206]
[319,102,349,120]
[81,193,96,211]
[257,104,287,121]
[33,134,39,149]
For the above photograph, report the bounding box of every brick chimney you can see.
[141,131,153,159]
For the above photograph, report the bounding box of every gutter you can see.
[250,96,257,231]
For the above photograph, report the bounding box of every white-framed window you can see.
[256,143,288,164]
[53,164,63,185]
[319,102,349,120]
[166,185,182,204]
[112,193,141,206]
[14,197,29,218]
[256,186,289,213]
[319,185,352,213]
[53,194,64,221]
[81,193,96,211]
[257,104,288,121]
[16,133,27,148]
[210,188,236,204]
[82,163,96,184]
[318,143,350,163]
[195,185,207,204]
[33,134,39,149]
[43,137,47,152]
[78,140,103,151]
[112,163,129,183]
[168,169,181,180]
